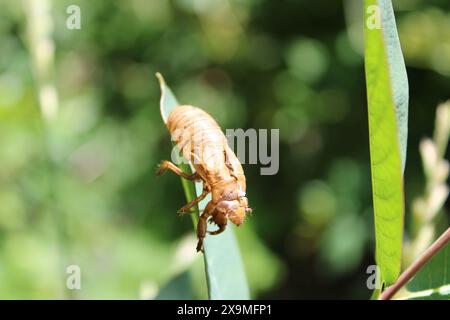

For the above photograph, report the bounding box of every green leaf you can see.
[155,270,194,300]
[402,244,450,300]
[364,0,409,285]
[156,73,250,300]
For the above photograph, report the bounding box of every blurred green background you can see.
[0,0,449,299]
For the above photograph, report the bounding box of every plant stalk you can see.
[380,227,450,300]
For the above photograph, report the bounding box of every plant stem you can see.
[380,227,450,300]
[24,0,73,298]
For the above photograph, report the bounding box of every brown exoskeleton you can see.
[156,105,251,252]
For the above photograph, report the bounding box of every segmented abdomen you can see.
[167,105,245,188]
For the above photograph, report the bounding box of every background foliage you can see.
[0,0,448,299]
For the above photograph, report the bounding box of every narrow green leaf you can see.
[156,73,250,299]
[155,270,194,300]
[364,0,409,285]
[370,287,382,300]
[401,244,450,300]
[156,73,198,226]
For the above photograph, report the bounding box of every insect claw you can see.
[177,208,195,216]
[155,164,165,176]
[196,240,204,253]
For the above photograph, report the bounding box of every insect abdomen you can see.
[167,105,244,187]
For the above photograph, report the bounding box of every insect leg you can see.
[208,213,227,235]
[196,201,214,252]
[178,185,210,214]
[156,160,201,181]
[208,225,227,236]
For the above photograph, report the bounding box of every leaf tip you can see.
[156,72,169,123]
[155,72,165,85]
